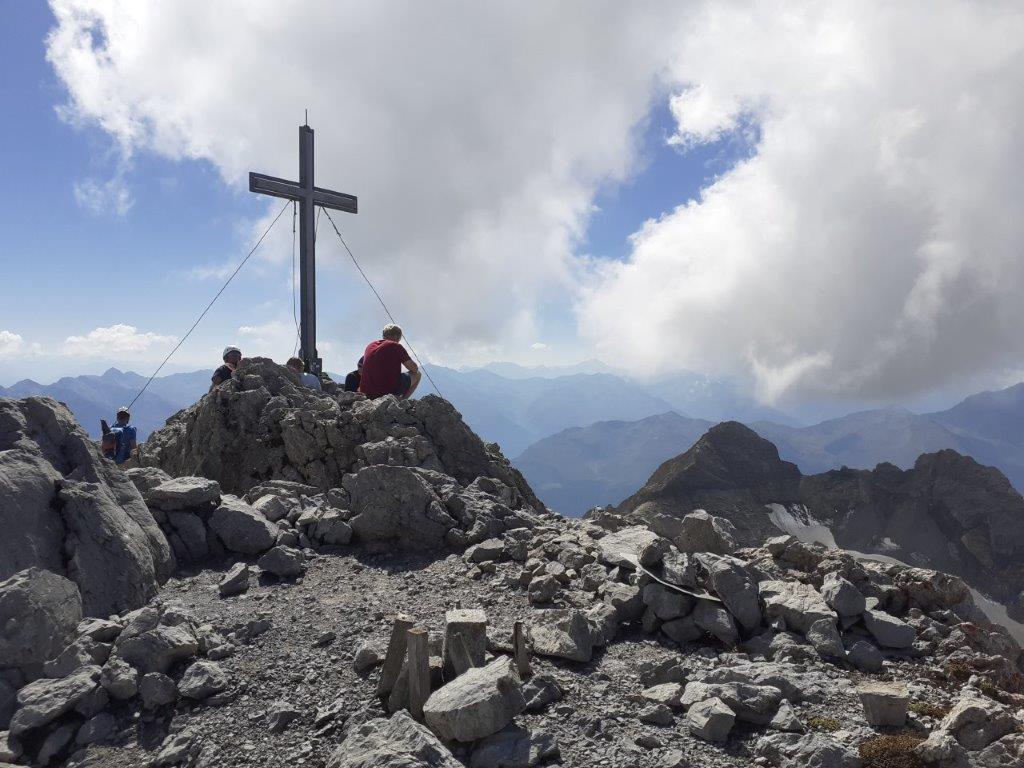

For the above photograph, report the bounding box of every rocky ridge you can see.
[0,361,1022,768]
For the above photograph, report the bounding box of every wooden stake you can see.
[376,613,416,696]
[513,620,531,680]
[407,627,431,721]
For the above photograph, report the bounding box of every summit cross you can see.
[249,123,358,375]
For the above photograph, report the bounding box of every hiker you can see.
[358,324,421,399]
[344,357,363,392]
[287,356,322,391]
[100,407,137,465]
[211,345,242,390]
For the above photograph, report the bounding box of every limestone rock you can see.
[469,724,559,768]
[642,583,695,621]
[975,733,1024,767]
[76,711,117,745]
[692,599,739,645]
[820,572,865,617]
[0,568,82,671]
[603,582,643,621]
[641,683,685,708]
[706,556,762,630]
[862,609,915,648]
[210,496,278,554]
[111,606,199,674]
[218,562,250,598]
[846,639,884,672]
[522,674,563,713]
[759,581,835,634]
[43,636,111,678]
[0,397,173,617]
[528,610,594,663]
[806,618,844,659]
[139,673,177,709]
[857,681,909,727]
[257,545,306,578]
[681,681,783,725]
[422,657,526,742]
[146,476,221,511]
[9,665,101,736]
[687,696,735,742]
[662,616,703,644]
[178,660,230,700]
[940,692,1017,751]
[100,656,138,700]
[326,710,461,768]
[597,526,659,567]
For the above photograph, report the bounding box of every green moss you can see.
[807,715,841,732]
[859,733,926,768]
[907,700,950,719]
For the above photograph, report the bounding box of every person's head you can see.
[116,407,130,423]
[382,324,402,342]
[286,357,304,373]
[357,356,364,370]
[222,345,242,367]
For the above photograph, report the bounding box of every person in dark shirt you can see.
[358,324,421,399]
[344,357,363,392]
[211,345,242,390]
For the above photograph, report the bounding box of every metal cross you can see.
[249,124,358,375]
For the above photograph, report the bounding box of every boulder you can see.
[857,681,909,727]
[603,582,644,621]
[681,682,783,725]
[470,724,560,768]
[111,607,199,674]
[303,508,353,546]
[125,466,171,496]
[662,616,703,644]
[664,510,738,555]
[642,583,695,621]
[1,398,174,617]
[975,733,1024,767]
[806,619,844,659]
[759,581,835,634]
[146,476,221,510]
[75,618,122,643]
[863,609,915,648]
[209,496,278,554]
[820,573,865,617]
[641,683,685,708]
[596,526,659,567]
[692,599,739,645]
[467,538,505,563]
[100,656,139,700]
[0,680,14,730]
[164,511,208,563]
[218,562,250,598]
[528,610,594,663]
[522,674,563,713]
[0,568,82,671]
[43,636,111,678]
[257,546,306,578]
[139,673,177,709]
[326,711,461,768]
[422,657,526,742]
[940,692,1017,751]
[687,697,735,742]
[178,660,230,700]
[9,665,101,736]
[76,711,117,745]
[706,556,762,630]
[845,639,884,672]
[36,722,76,765]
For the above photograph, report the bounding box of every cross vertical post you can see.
[249,124,358,376]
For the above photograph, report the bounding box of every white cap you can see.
[222,345,241,358]
[116,406,130,416]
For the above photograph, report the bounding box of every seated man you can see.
[344,357,363,392]
[358,324,421,399]
[101,407,137,466]
[286,357,323,390]
[211,345,242,390]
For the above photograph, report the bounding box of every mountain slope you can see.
[513,411,713,516]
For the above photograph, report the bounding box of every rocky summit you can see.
[0,360,1022,768]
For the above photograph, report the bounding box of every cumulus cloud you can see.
[45,0,686,356]
[73,173,133,216]
[46,1,1024,401]
[580,1,1024,401]
[0,331,42,359]
[63,324,176,357]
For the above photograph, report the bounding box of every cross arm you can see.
[249,172,304,201]
[312,186,358,214]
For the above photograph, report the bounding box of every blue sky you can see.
[3,2,1023,417]
[0,2,738,386]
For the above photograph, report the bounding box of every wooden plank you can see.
[406,627,431,721]
[512,620,530,680]
[376,613,416,696]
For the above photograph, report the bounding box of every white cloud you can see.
[46,1,1024,402]
[63,324,176,357]
[72,172,133,216]
[0,331,39,359]
[579,1,1024,401]
[530,342,551,351]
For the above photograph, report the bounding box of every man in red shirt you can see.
[358,324,422,399]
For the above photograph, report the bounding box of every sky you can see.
[2,1,1024,416]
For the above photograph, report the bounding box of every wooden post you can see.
[376,613,416,696]
[407,627,431,721]
[513,620,531,680]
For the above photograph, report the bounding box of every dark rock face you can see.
[0,397,174,616]
[616,422,801,545]
[612,421,1024,602]
[140,358,539,510]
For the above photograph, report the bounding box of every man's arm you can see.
[402,358,422,399]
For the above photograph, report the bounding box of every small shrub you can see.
[807,715,841,732]
[907,700,950,719]
[859,733,926,768]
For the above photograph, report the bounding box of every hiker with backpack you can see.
[286,356,323,391]
[358,324,421,399]
[100,407,138,466]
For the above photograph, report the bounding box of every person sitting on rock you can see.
[344,357,363,392]
[358,324,421,399]
[286,356,323,391]
[102,406,137,465]
[211,345,242,390]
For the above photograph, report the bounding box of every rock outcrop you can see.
[0,397,173,616]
